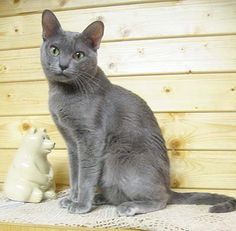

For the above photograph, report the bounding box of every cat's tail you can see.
[168,191,236,213]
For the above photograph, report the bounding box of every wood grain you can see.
[1,36,236,83]
[0,1,236,49]
[158,112,236,150]
[173,188,236,198]
[1,149,236,190]
[1,74,236,115]
[0,0,162,16]
[0,222,136,231]
[1,183,235,198]
[0,0,236,221]
[0,149,69,186]
[1,112,236,150]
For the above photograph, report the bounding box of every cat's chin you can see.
[50,72,73,83]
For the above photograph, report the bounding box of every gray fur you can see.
[40,10,236,215]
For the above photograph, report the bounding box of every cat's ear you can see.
[82,21,104,50]
[42,10,62,41]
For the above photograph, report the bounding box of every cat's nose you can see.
[59,64,68,71]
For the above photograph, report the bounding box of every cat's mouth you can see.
[55,71,71,80]
[51,68,75,83]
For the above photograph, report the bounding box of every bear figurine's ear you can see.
[39,128,47,133]
[29,128,37,134]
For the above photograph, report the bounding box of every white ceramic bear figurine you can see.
[4,128,56,202]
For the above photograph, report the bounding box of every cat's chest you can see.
[49,93,98,129]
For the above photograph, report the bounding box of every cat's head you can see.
[40,10,104,84]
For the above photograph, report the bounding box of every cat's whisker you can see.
[74,78,85,94]
[78,74,95,94]
[66,70,103,93]
[80,72,105,91]
[76,77,89,99]
[80,71,102,84]
[73,78,82,93]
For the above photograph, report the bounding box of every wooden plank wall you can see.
[0,0,236,197]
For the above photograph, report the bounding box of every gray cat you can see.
[40,10,236,216]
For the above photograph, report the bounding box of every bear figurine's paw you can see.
[44,190,56,200]
[28,188,43,203]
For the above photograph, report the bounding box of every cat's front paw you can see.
[59,197,72,208]
[68,201,92,214]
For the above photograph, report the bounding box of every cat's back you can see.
[104,83,163,139]
[106,84,156,121]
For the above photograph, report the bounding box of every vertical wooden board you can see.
[1,36,236,82]
[1,112,236,150]
[0,80,49,115]
[0,48,44,82]
[158,112,236,150]
[2,149,236,189]
[1,74,236,115]
[0,115,65,149]
[173,188,236,198]
[0,149,69,186]
[111,74,236,112]
[169,150,236,189]
[1,1,236,50]
[0,0,161,16]
[99,36,236,76]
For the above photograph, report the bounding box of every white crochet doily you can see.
[0,190,236,231]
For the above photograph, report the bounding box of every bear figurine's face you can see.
[41,133,55,155]
[23,128,55,156]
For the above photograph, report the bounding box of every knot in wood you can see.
[13,0,20,4]
[121,28,130,37]
[171,150,181,157]
[96,16,104,21]
[22,123,31,131]
[0,64,7,72]
[108,62,115,69]
[169,139,182,149]
[137,48,144,55]
[171,179,180,188]
[59,0,68,7]
[163,86,171,93]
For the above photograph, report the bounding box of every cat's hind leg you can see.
[93,193,109,205]
[117,200,167,216]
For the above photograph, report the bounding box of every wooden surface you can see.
[1,149,236,189]
[1,37,236,82]
[0,1,236,230]
[0,222,136,231]
[1,74,236,114]
[0,0,164,17]
[1,113,236,150]
[0,1,236,49]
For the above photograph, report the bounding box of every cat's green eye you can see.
[73,51,85,61]
[50,46,60,56]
